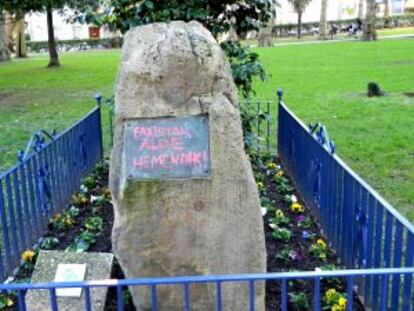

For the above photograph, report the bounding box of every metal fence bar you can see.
[1,268,412,290]
[313,277,320,311]
[12,170,27,251]
[17,289,26,311]
[402,232,414,310]
[0,106,103,281]
[5,174,19,267]
[391,221,403,311]
[249,280,255,311]
[49,288,58,311]
[281,278,287,311]
[241,100,276,153]
[184,283,190,311]
[116,285,124,311]
[84,286,92,311]
[151,284,158,311]
[381,274,390,311]
[0,179,12,273]
[216,281,222,311]
[18,165,33,246]
[346,276,353,311]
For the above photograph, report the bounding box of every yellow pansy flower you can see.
[21,250,35,262]
[275,209,284,218]
[276,170,284,177]
[267,162,277,170]
[317,239,327,248]
[6,298,14,307]
[290,202,303,213]
[325,288,337,301]
[53,213,62,221]
[338,297,346,308]
[332,304,344,311]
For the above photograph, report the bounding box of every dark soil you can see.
[10,159,365,311]
[262,158,365,310]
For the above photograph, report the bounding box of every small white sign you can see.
[54,264,87,297]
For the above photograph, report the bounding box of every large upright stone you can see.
[110,21,266,311]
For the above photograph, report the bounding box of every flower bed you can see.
[257,156,364,311]
[1,157,366,310]
[0,160,135,310]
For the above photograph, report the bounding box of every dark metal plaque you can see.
[123,115,210,179]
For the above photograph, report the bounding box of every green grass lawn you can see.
[0,50,120,170]
[252,39,414,222]
[0,39,413,222]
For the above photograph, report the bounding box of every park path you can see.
[251,33,414,48]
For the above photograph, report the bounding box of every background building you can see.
[275,0,408,24]
[25,10,116,42]
[24,0,410,42]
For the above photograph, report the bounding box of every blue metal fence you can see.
[1,267,413,310]
[0,96,413,311]
[241,100,277,153]
[0,106,103,281]
[278,98,414,310]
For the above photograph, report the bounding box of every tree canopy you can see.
[287,0,312,38]
[80,0,272,98]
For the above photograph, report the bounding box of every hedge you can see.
[27,37,123,53]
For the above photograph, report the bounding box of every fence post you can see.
[277,88,283,104]
[94,94,104,160]
[277,88,283,159]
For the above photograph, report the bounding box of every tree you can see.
[80,0,271,98]
[319,0,328,40]
[0,0,97,67]
[363,0,377,40]
[384,0,392,19]
[12,15,27,58]
[288,0,312,39]
[0,11,9,61]
[358,0,365,19]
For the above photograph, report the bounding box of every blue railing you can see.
[0,95,413,311]
[241,100,276,153]
[0,106,103,281]
[278,98,414,310]
[1,267,413,310]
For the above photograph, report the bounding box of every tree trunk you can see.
[384,0,392,18]
[5,12,14,53]
[14,18,27,58]
[271,0,278,25]
[319,0,328,40]
[358,0,365,19]
[0,12,10,62]
[363,0,377,41]
[46,7,59,67]
[297,12,302,39]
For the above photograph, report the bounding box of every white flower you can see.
[90,195,99,203]
[268,223,277,229]
[80,185,88,193]
[290,194,298,203]
[261,207,267,216]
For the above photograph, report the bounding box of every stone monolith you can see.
[110,21,266,311]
